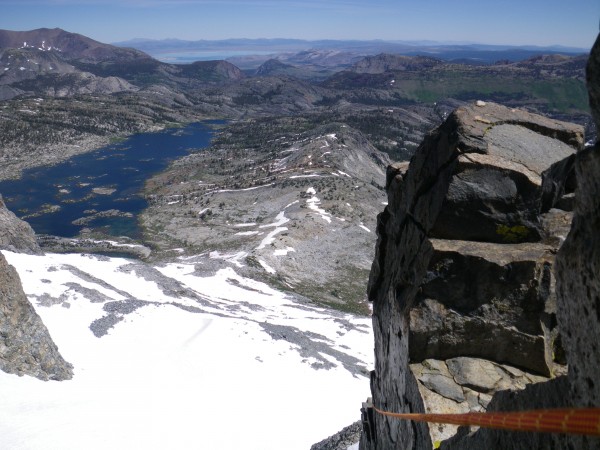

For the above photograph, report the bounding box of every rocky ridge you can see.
[361,100,585,448]
[141,120,390,312]
[351,54,442,73]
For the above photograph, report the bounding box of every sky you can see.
[0,0,599,49]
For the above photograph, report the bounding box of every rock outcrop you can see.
[0,194,42,254]
[0,252,73,380]
[0,195,72,380]
[351,54,442,74]
[310,421,362,450]
[556,34,600,410]
[437,34,600,450]
[142,122,389,312]
[362,100,585,449]
[409,232,570,376]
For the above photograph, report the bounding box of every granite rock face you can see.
[428,106,580,243]
[0,195,72,380]
[588,35,600,129]
[410,239,561,376]
[438,34,600,450]
[555,142,600,407]
[555,32,600,409]
[362,101,584,449]
[0,194,42,254]
[0,252,73,380]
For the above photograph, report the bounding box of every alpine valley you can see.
[0,27,596,450]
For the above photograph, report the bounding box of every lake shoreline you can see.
[37,234,152,259]
[0,117,225,182]
[0,121,224,240]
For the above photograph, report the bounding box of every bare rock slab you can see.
[410,238,560,376]
[429,105,582,243]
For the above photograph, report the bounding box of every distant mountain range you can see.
[113,37,589,66]
[0,28,246,100]
[0,28,590,116]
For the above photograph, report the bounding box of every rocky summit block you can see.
[364,101,585,450]
[428,103,582,244]
[439,36,600,450]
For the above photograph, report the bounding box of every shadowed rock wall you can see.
[0,196,72,381]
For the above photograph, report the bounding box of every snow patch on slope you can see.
[306,187,332,223]
[0,250,373,450]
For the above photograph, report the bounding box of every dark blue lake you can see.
[0,121,222,239]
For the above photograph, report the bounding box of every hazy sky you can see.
[1,0,598,49]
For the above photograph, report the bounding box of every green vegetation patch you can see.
[496,224,531,243]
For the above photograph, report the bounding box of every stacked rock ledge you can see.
[362,100,586,449]
[438,34,600,450]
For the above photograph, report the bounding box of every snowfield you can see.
[0,250,373,450]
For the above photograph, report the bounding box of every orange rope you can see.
[372,406,600,436]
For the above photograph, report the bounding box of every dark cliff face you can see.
[0,252,73,381]
[0,194,42,255]
[361,101,585,449]
[0,197,72,381]
[556,32,600,413]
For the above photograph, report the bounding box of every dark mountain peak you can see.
[0,27,66,49]
[180,60,245,81]
[0,28,149,63]
[351,53,442,74]
[0,46,79,87]
[255,58,293,76]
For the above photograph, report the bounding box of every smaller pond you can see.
[0,121,222,239]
